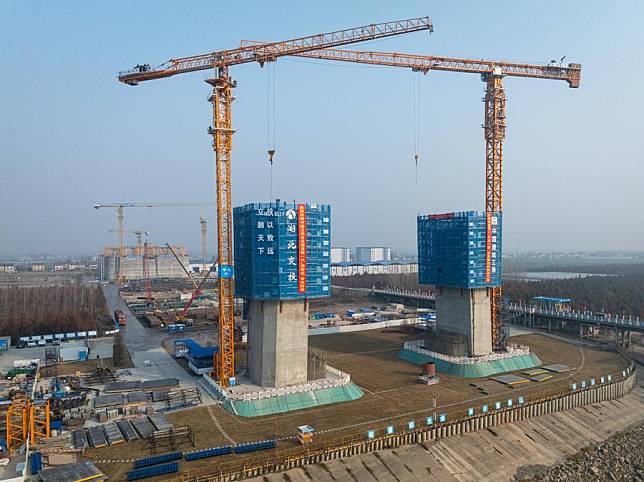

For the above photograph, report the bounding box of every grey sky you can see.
[1,1,643,257]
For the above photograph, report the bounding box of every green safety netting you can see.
[226,383,364,418]
[398,349,542,378]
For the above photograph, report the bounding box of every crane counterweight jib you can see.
[117,16,433,85]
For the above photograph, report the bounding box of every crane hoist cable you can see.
[267,62,277,199]
[412,71,422,185]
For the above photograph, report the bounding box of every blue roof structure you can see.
[533,296,572,303]
[180,339,218,358]
[332,260,417,267]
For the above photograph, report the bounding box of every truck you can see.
[114,310,126,326]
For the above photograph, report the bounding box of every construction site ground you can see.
[87,329,629,481]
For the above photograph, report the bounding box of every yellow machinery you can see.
[30,400,51,444]
[5,395,29,454]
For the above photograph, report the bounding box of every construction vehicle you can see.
[113,309,126,327]
[118,16,434,386]
[244,45,580,349]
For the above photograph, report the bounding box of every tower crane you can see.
[242,45,580,348]
[118,16,434,386]
[93,202,216,283]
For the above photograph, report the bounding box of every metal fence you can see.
[169,358,637,482]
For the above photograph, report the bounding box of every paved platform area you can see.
[101,284,217,404]
[253,372,644,481]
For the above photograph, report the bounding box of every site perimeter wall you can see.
[171,360,637,482]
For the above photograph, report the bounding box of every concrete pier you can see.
[247,299,309,387]
[430,286,492,356]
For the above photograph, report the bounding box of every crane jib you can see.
[117,16,433,84]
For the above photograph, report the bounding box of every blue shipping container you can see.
[234,202,331,300]
[418,211,502,288]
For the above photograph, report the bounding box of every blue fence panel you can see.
[127,462,179,481]
[233,439,276,454]
[184,445,233,461]
[133,451,183,468]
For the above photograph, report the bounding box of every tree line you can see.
[0,285,109,342]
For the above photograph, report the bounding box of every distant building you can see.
[189,261,215,274]
[331,260,417,277]
[0,265,16,273]
[356,246,391,262]
[330,247,351,263]
[32,263,47,272]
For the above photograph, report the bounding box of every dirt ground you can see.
[309,289,374,315]
[88,330,629,481]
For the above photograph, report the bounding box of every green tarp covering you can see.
[398,349,542,378]
[227,383,364,418]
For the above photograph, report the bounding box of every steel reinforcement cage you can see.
[233,202,331,300]
[418,211,502,288]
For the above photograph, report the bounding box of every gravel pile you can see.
[531,421,644,481]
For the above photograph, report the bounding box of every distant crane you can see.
[247,45,580,348]
[200,217,208,273]
[107,229,149,256]
[142,232,153,305]
[93,202,216,282]
[117,16,434,386]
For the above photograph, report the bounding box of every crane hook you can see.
[268,149,275,165]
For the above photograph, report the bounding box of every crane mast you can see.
[243,45,580,349]
[118,17,433,386]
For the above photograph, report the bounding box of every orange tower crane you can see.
[118,17,434,386]
[94,202,215,282]
[249,46,580,347]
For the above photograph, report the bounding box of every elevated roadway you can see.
[336,287,642,335]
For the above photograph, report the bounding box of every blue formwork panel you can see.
[185,445,233,461]
[133,451,182,469]
[233,439,276,454]
[234,202,331,300]
[127,462,179,480]
[418,211,502,288]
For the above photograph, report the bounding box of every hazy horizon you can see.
[2,1,643,257]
